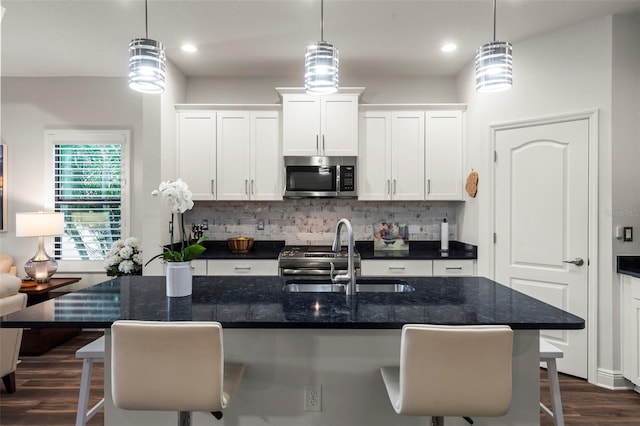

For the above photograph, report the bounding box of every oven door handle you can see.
[280,269,350,276]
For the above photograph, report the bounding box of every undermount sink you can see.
[283,278,414,293]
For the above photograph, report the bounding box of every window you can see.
[45,130,130,271]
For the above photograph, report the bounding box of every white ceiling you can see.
[2,0,640,79]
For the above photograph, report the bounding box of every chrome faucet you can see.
[330,218,356,297]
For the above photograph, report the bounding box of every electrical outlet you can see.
[304,384,321,412]
[257,219,265,230]
[202,219,209,230]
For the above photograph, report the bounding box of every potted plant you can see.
[146,179,207,296]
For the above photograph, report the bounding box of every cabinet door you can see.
[622,275,640,387]
[358,111,392,200]
[322,95,359,156]
[251,111,282,200]
[216,112,251,200]
[426,111,464,200]
[391,111,425,200]
[282,95,321,156]
[176,112,216,200]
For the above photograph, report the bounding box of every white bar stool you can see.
[75,335,105,426]
[540,338,565,426]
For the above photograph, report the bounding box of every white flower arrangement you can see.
[147,179,207,264]
[105,237,143,276]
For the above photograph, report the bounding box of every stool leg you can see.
[547,359,565,426]
[76,359,93,426]
[178,411,192,426]
[431,416,444,426]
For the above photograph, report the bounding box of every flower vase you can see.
[165,261,192,297]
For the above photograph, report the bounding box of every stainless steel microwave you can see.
[283,156,357,198]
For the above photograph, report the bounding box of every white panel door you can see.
[282,95,320,156]
[495,118,589,378]
[322,95,358,156]
[251,111,282,200]
[176,112,216,200]
[358,111,392,200]
[425,111,463,200]
[216,112,250,200]
[391,111,425,200]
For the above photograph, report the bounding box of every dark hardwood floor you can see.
[1,331,639,425]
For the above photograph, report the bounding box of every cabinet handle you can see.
[245,179,249,195]
[211,179,215,195]
[445,266,463,270]
[235,266,252,270]
[427,179,431,194]
[316,135,319,153]
[393,179,397,195]
[389,266,405,271]
[322,135,325,154]
[251,179,255,195]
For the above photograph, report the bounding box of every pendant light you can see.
[128,0,166,94]
[305,0,339,95]
[475,0,512,93]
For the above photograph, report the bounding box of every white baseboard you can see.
[595,368,634,390]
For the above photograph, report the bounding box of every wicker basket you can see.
[227,237,254,253]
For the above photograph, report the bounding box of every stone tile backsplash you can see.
[185,200,457,245]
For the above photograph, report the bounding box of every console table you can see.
[19,277,82,355]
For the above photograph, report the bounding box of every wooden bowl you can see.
[227,237,254,253]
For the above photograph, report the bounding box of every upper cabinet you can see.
[216,111,281,201]
[425,111,464,201]
[176,111,217,200]
[176,107,281,201]
[358,106,466,201]
[358,110,425,200]
[278,88,363,156]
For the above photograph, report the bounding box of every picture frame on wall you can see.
[0,145,6,232]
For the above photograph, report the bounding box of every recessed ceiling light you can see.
[441,43,457,53]
[181,44,198,53]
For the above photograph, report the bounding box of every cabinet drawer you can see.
[207,259,278,276]
[192,259,208,275]
[361,260,433,276]
[432,259,475,276]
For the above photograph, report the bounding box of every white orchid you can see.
[148,179,207,264]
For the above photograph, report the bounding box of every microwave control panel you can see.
[340,166,355,192]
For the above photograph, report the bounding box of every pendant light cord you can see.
[492,0,497,42]
[145,0,149,38]
[320,0,325,41]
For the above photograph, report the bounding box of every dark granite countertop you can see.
[618,256,640,279]
[171,240,286,260]
[355,240,477,260]
[1,276,583,331]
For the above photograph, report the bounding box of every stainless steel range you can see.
[278,245,361,278]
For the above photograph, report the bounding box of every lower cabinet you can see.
[361,259,475,277]
[621,274,640,390]
[206,259,279,276]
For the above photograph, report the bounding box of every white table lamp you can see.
[16,212,64,282]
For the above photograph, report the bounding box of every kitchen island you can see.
[2,276,583,426]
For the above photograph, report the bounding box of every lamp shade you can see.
[128,38,166,94]
[305,41,339,95]
[475,41,513,92]
[15,212,64,237]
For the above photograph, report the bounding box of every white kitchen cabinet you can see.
[621,274,640,390]
[280,90,360,156]
[361,259,433,277]
[191,259,208,275]
[215,110,282,201]
[432,259,475,276]
[176,111,217,200]
[358,111,425,200]
[425,111,464,200]
[207,259,278,276]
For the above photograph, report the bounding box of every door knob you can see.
[562,258,584,266]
